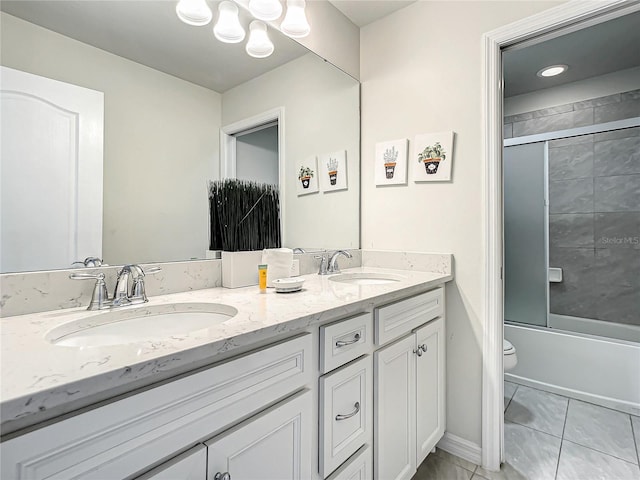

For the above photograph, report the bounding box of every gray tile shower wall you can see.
[506,90,640,326]
[504,89,640,137]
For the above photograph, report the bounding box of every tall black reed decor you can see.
[208,179,281,252]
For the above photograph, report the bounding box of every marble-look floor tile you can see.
[556,440,640,480]
[504,381,518,412]
[413,451,474,480]
[563,399,638,464]
[434,448,479,473]
[471,474,490,480]
[505,385,568,437]
[475,422,561,480]
[632,416,640,463]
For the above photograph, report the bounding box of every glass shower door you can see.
[504,142,548,326]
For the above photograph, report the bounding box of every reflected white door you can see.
[0,66,104,272]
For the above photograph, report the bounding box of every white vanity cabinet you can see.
[0,334,312,480]
[206,390,312,480]
[373,290,446,480]
[136,445,207,480]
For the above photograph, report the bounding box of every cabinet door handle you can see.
[336,333,361,347]
[420,344,427,353]
[413,347,423,357]
[335,402,360,421]
[214,473,231,480]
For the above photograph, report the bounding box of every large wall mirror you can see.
[0,0,360,274]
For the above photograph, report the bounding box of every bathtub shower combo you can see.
[503,118,640,416]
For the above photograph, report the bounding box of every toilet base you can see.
[504,353,517,371]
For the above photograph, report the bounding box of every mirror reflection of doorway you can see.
[234,123,279,186]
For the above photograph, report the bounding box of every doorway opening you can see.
[481,0,640,472]
[220,107,285,239]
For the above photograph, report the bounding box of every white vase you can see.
[221,251,263,288]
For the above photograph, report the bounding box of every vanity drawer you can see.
[320,312,373,374]
[326,445,372,480]
[375,287,444,345]
[319,356,373,478]
[0,334,312,480]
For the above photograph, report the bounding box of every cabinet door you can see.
[136,445,206,480]
[415,317,446,465]
[206,390,312,480]
[374,334,416,480]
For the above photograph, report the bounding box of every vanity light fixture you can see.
[246,21,274,58]
[536,64,568,77]
[280,0,310,38]
[248,0,283,21]
[176,0,213,26]
[214,1,246,43]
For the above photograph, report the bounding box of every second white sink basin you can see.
[47,303,238,347]
[329,272,404,285]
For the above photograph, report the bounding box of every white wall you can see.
[222,53,360,250]
[1,13,221,265]
[505,66,640,116]
[360,0,563,447]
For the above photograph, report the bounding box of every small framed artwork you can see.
[319,150,348,192]
[412,131,455,182]
[375,138,408,186]
[296,156,318,195]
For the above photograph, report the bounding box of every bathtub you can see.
[504,323,640,416]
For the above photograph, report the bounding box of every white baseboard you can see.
[437,432,482,466]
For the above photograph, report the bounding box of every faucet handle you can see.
[69,272,110,311]
[314,254,329,275]
[141,266,162,276]
[130,266,162,303]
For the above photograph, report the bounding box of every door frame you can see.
[220,107,286,241]
[480,0,640,470]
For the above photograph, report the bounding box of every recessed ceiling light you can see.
[537,65,568,77]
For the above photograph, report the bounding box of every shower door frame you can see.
[504,117,640,331]
[480,0,640,471]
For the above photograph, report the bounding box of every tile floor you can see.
[413,382,640,480]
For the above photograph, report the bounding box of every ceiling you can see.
[0,0,309,93]
[1,1,418,92]
[504,10,640,97]
[328,0,415,27]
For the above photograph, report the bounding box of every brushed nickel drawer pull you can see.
[336,402,360,421]
[336,333,361,347]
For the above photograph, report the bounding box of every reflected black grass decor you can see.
[208,179,281,252]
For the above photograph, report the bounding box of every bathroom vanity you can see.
[0,266,451,480]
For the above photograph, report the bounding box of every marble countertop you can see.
[1,267,452,434]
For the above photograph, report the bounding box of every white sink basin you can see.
[47,303,238,347]
[329,272,404,285]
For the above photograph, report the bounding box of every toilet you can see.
[504,339,518,371]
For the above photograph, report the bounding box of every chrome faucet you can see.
[315,250,353,275]
[70,264,161,310]
[328,250,352,274]
[72,256,104,268]
[112,264,161,307]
